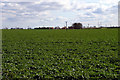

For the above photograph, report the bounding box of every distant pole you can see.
[66,21,67,30]
[98,21,99,27]
[98,21,101,27]
[100,22,102,27]
[99,22,101,27]
[28,26,29,29]
[88,24,89,28]
[66,21,67,28]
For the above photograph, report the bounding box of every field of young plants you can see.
[2,29,120,79]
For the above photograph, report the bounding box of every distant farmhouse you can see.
[68,23,82,29]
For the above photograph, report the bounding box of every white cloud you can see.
[1,0,119,28]
[99,0,119,5]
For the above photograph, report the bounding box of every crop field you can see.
[2,29,120,79]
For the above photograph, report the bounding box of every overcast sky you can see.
[0,0,119,29]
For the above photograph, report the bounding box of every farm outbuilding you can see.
[68,26,74,29]
[72,23,82,29]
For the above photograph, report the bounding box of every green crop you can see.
[2,29,120,79]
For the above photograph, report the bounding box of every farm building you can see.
[68,26,74,29]
[62,27,67,29]
[72,23,82,29]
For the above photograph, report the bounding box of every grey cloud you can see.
[93,8,103,14]
[7,17,18,22]
[85,13,94,17]
[77,6,94,11]
[2,2,64,17]
[27,2,63,12]
[2,2,38,18]
[17,2,33,5]
[106,5,118,13]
